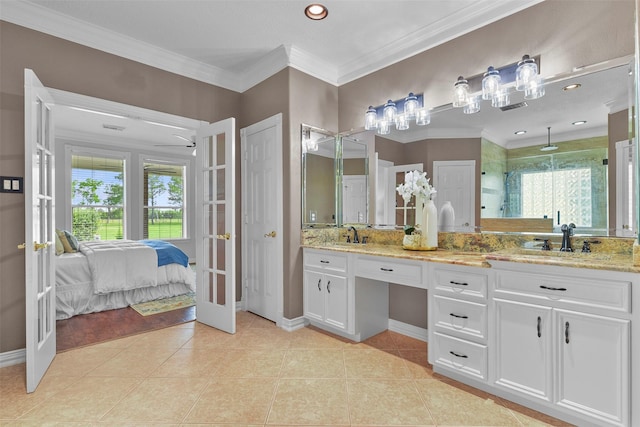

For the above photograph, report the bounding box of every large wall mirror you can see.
[301,124,369,228]
[365,55,637,237]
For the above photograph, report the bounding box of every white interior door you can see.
[388,163,423,226]
[241,114,283,324]
[433,160,476,231]
[342,175,367,223]
[24,69,56,393]
[195,118,236,334]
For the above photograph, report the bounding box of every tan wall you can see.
[287,69,339,319]
[0,21,241,353]
[338,0,635,131]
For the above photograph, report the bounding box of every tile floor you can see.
[1,311,574,426]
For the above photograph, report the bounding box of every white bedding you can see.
[55,249,195,320]
[79,240,158,294]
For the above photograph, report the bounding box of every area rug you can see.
[130,292,196,316]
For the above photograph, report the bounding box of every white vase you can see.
[439,201,455,232]
[421,198,438,250]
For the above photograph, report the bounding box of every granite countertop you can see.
[303,242,639,274]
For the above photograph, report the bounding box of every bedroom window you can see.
[71,154,125,240]
[143,161,186,239]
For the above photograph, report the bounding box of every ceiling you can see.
[2,0,629,151]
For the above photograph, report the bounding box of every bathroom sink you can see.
[505,248,613,262]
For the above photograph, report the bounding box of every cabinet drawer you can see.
[355,255,424,288]
[304,250,347,272]
[433,332,487,381]
[433,267,488,300]
[433,295,487,342]
[495,270,631,313]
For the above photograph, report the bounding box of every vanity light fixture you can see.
[572,120,587,125]
[540,126,558,152]
[463,95,481,114]
[304,3,328,20]
[516,55,539,91]
[364,93,428,134]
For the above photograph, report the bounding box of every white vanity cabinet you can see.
[429,264,491,382]
[303,249,350,333]
[491,261,632,427]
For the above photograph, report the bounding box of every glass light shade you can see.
[364,106,378,130]
[377,119,391,135]
[383,100,397,123]
[396,113,409,130]
[491,88,510,108]
[524,75,545,99]
[415,108,430,126]
[453,76,469,108]
[516,55,538,91]
[403,93,419,119]
[463,95,481,114]
[482,66,501,100]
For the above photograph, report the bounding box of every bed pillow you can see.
[56,229,75,253]
[63,230,79,251]
[54,232,64,255]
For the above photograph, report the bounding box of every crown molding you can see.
[337,0,544,85]
[0,0,242,91]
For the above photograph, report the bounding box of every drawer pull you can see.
[449,313,469,319]
[320,260,330,264]
[317,279,322,292]
[537,316,541,338]
[380,267,394,272]
[565,321,570,344]
[449,280,468,286]
[540,285,567,291]
[327,280,331,293]
[449,350,468,359]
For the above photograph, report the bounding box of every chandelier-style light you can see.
[364,93,428,134]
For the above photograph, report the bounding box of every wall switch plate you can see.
[0,176,23,193]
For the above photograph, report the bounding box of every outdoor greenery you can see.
[72,170,184,240]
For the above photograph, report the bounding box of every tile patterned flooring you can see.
[1,311,574,426]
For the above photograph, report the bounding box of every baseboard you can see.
[279,316,307,332]
[0,348,26,368]
[388,319,428,342]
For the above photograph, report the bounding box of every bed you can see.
[55,239,195,320]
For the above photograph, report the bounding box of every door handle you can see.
[264,230,276,238]
[18,241,49,250]
[216,233,231,240]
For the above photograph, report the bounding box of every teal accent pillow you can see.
[63,230,79,251]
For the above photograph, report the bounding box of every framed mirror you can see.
[301,125,370,228]
[369,55,636,237]
[301,124,336,227]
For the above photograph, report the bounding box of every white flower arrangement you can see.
[396,170,437,203]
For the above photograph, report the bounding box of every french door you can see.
[23,69,56,392]
[195,118,236,334]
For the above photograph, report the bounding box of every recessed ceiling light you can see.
[572,120,587,125]
[514,130,527,135]
[305,4,328,20]
[563,83,581,91]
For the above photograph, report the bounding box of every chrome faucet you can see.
[560,223,576,252]
[348,226,359,244]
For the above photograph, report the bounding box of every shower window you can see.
[521,168,592,227]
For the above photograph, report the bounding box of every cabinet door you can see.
[494,299,553,402]
[556,310,629,426]
[303,270,324,322]
[324,273,348,331]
